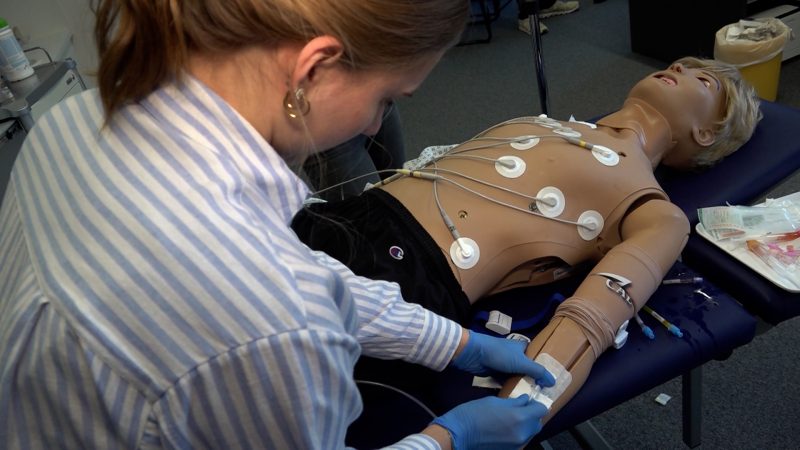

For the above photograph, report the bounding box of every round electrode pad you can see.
[577,210,604,240]
[450,237,480,269]
[495,155,526,178]
[592,145,620,166]
[554,127,581,138]
[535,186,565,217]
[510,136,540,150]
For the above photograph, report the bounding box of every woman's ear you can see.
[291,36,345,87]
[692,125,716,148]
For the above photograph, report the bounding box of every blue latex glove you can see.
[452,330,556,386]
[431,394,548,449]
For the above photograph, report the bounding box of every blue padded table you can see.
[656,100,800,325]
[346,260,756,448]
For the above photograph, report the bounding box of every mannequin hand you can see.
[431,395,548,449]
[452,331,555,385]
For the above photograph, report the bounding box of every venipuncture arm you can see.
[559,198,691,348]
[499,198,690,421]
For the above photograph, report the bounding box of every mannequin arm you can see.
[498,198,690,422]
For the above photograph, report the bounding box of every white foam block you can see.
[486,310,512,335]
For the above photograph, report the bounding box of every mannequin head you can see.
[676,57,762,169]
[627,57,761,170]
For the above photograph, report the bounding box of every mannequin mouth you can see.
[655,74,677,86]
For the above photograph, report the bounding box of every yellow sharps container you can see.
[714,18,791,101]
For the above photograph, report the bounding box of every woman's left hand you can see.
[451,330,556,386]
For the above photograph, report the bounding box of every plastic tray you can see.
[696,192,800,292]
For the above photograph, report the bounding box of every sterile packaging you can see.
[697,202,800,241]
[696,193,800,291]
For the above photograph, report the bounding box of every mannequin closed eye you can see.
[697,71,720,90]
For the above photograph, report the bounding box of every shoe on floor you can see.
[518,18,549,35]
[539,0,579,19]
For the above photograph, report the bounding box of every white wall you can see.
[1,0,98,87]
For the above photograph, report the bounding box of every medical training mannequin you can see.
[292,56,761,423]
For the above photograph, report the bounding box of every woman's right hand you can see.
[428,394,548,449]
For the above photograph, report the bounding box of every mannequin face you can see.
[627,62,727,169]
[299,53,441,153]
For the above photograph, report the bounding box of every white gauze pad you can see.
[508,353,571,410]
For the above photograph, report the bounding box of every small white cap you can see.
[612,320,630,349]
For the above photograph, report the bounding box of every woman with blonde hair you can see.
[0,1,557,449]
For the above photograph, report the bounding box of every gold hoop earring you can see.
[284,88,310,119]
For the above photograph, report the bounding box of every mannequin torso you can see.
[380,116,668,302]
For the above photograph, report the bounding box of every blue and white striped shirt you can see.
[0,76,462,449]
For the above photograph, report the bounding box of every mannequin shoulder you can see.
[622,197,690,233]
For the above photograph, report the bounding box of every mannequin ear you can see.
[291,36,345,87]
[692,125,716,148]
